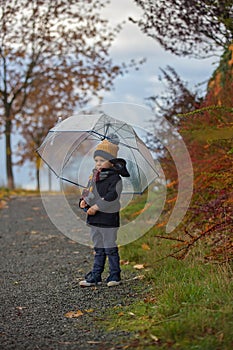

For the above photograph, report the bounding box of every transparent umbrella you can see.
[37,113,159,194]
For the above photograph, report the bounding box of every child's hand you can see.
[87,204,99,215]
[80,200,87,209]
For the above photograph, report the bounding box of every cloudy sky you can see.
[101,0,219,103]
[0,0,220,189]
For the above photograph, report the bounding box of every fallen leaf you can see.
[218,332,224,342]
[133,275,145,280]
[120,260,130,265]
[150,334,159,342]
[64,310,84,318]
[141,243,151,251]
[0,200,8,209]
[133,264,145,270]
[144,296,157,303]
[128,312,136,316]
[84,308,94,313]
[16,306,27,310]
[30,230,39,235]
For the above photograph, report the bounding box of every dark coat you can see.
[83,169,122,228]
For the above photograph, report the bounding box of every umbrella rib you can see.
[59,130,103,182]
[60,177,85,188]
[129,148,143,192]
[106,123,145,151]
[136,142,160,176]
[107,122,135,141]
[93,117,136,142]
[91,130,108,140]
[109,122,130,135]
[36,151,60,178]
[61,132,97,170]
[115,127,160,191]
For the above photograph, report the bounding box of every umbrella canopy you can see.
[37,113,159,194]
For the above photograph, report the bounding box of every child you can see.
[79,136,129,287]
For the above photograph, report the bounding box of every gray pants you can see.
[90,226,118,249]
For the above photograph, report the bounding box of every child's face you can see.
[94,156,113,171]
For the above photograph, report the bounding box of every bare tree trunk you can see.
[36,167,40,191]
[5,116,15,190]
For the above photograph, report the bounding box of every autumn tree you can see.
[147,44,233,263]
[0,0,131,189]
[15,70,77,190]
[132,0,233,57]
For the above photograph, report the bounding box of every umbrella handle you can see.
[104,122,111,139]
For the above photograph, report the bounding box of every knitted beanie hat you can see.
[94,134,119,160]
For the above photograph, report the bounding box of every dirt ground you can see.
[0,195,146,350]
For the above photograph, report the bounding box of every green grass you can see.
[100,222,233,349]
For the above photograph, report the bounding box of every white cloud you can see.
[102,0,142,24]
[100,0,219,107]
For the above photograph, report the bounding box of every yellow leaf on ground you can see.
[30,230,39,235]
[84,308,94,313]
[64,310,84,318]
[141,243,151,250]
[133,264,145,270]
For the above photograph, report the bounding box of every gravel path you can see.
[0,195,147,350]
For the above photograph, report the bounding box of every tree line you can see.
[0,0,232,262]
[0,0,139,189]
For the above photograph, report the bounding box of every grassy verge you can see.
[0,187,40,207]
[100,226,233,349]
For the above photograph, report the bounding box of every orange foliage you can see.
[166,180,178,188]
[166,196,177,204]
[158,45,233,263]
